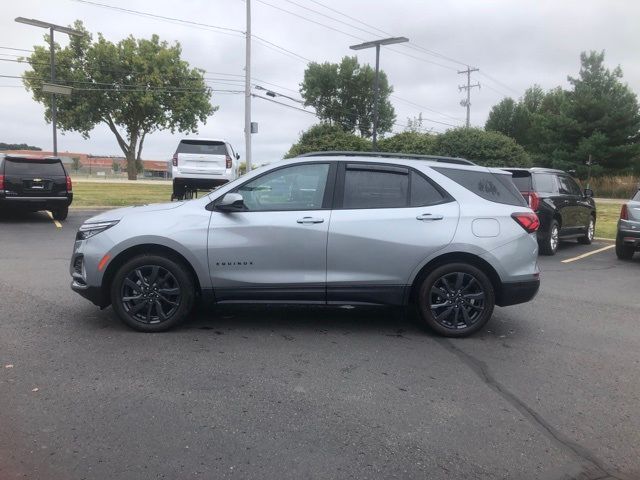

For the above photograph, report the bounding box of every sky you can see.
[1,0,639,164]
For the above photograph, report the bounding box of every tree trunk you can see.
[126,150,137,180]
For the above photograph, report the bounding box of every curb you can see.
[594,237,615,242]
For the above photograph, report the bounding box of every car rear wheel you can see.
[577,216,595,244]
[417,263,495,337]
[52,206,68,221]
[615,234,635,260]
[539,220,559,255]
[110,255,195,332]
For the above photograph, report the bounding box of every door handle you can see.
[416,213,443,221]
[297,216,324,224]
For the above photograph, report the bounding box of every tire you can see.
[52,206,68,221]
[539,220,560,255]
[110,254,195,332]
[172,180,185,201]
[416,263,495,338]
[615,234,635,260]
[577,216,595,245]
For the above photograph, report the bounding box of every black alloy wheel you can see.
[121,265,181,324]
[111,255,195,332]
[417,263,495,337]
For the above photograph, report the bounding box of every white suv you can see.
[171,138,239,200]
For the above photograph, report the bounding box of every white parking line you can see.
[46,211,62,229]
[561,244,615,264]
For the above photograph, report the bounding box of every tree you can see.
[72,156,81,172]
[285,123,371,158]
[112,160,120,173]
[484,52,640,174]
[432,128,532,167]
[300,56,395,137]
[23,21,215,180]
[567,51,640,171]
[378,131,436,155]
[0,142,41,151]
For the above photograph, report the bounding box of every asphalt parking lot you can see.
[1,209,639,480]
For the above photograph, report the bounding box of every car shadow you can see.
[0,209,52,224]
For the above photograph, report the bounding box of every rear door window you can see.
[557,175,582,196]
[433,167,527,207]
[4,159,65,176]
[176,140,227,155]
[410,172,449,207]
[343,166,409,209]
[633,190,640,202]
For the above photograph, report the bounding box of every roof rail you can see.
[295,151,475,166]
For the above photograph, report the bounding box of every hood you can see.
[84,201,185,223]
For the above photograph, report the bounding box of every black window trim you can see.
[207,160,337,213]
[334,161,454,210]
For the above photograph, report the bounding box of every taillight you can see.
[620,204,628,220]
[512,212,540,233]
[0,175,4,190]
[172,154,178,167]
[66,175,72,192]
[226,155,232,169]
[523,191,539,211]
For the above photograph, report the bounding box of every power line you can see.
[72,0,243,35]
[391,95,464,123]
[478,71,520,96]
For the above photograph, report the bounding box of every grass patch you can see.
[72,182,172,207]
[595,201,621,239]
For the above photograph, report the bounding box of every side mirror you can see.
[235,153,240,160]
[584,188,594,198]
[215,193,245,212]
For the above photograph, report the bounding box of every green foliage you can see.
[285,123,371,158]
[0,142,41,151]
[300,56,395,138]
[22,21,215,179]
[485,51,640,174]
[72,157,81,172]
[432,128,532,167]
[378,131,436,155]
[111,160,120,173]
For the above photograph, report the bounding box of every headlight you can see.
[76,220,119,240]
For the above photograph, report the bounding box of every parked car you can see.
[0,154,73,220]
[615,187,640,260]
[171,138,239,200]
[503,168,596,255]
[71,152,540,337]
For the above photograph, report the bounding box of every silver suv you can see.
[71,152,540,337]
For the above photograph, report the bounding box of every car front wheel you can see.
[110,254,195,332]
[417,263,495,337]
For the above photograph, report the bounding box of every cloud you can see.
[1,0,638,162]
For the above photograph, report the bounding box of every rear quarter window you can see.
[533,173,558,193]
[177,140,227,155]
[4,159,66,176]
[433,167,527,207]
[632,190,640,202]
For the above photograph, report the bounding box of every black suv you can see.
[504,168,596,255]
[0,154,73,220]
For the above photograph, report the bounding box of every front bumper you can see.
[496,279,540,307]
[71,281,109,308]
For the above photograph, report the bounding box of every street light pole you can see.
[244,0,252,172]
[49,27,57,156]
[350,36,408,151]
[15,17,84,157]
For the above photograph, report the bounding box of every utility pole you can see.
[458,66,480,128]
[244,0,252,171]
[49,27,57,156]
